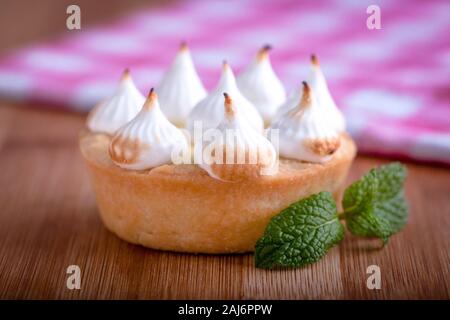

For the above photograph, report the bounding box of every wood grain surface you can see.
[0,103,448,299]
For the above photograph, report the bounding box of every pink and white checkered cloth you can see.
[0,0,449,164]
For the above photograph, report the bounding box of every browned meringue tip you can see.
[301,81,312,108]
[143,88,157,109]
[179,41,189,52]
[121,68,131,80]
[257,44,272,61]
[223,93,236,119]
[222,60,230,71]
[311,54,319,66]
[304,137,341,157]
[287,82,311,118]
[109,135,142,165]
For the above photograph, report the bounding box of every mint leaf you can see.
[254,162,408,270]
[255,192,344,269]
[342,162,408,243]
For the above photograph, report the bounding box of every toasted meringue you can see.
[156,42,207,127]
[237,45,286,124]
[198,93,276,181]
[109,89,188,170]
[272,85,303,123]
[187,62,264,133]
[269,82,340,163]
[308,54,346,132]
[87,69,145,135]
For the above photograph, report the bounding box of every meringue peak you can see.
[143,88,157,110]
[269,80,340,163]
[257,44,272,62]
[109,88,188,170]
[307,54,346,132]
[223,92,236,120]
[300,81,312,108]
[272,83,304,123]
[288,81,314,118]
[156,43,207,127]
[187,63,264,132]
[197,92,277,181]
[219,61,236,87]
[237,46,286,124]
[174,42,191,63]
[179,41,188,52]
[310,54,319,67]
[86,69,145,135]
[118,68,136,89]
[121,68,131,80]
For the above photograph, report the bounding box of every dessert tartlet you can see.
[80,46,356,253]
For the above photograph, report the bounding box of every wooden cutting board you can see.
[0,104,448,299]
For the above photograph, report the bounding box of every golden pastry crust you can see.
[79,131,356,253]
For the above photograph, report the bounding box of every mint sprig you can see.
[255,162,408,269]
[343,163,408,243]
[255,192,344,269]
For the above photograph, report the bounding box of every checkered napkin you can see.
[0,0,449,164]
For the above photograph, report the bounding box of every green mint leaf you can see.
[255,192,344,269]
[342,162,408,243]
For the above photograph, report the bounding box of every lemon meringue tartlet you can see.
[80,55,355,254]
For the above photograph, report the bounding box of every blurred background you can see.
[0,0,449,164]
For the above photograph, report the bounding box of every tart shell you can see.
[80,131,356,253]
